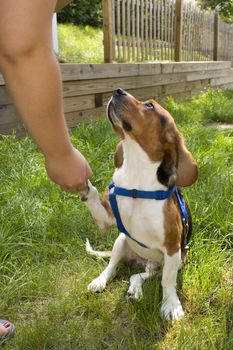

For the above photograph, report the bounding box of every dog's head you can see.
[107,88,198,187]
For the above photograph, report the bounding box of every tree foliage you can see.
[57,0,102,27]
[197,0,233,24]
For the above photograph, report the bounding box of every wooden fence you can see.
[103,0,233,63]
[1,61,233,136]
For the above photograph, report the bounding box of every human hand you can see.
[45,147,92,193]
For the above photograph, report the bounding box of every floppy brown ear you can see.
[175,132,198,187]
[165,124,198,187]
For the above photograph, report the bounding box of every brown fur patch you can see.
[114,142,124,168]
[101,188,114,218]
[163,195,183,256]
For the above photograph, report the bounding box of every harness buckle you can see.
[131,189,138,198]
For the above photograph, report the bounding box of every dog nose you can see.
[113,88,127,96]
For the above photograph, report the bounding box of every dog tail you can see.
[86,238,112,258]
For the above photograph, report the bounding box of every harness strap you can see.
[174,188,189,251]
[109,182,176,200]
[109,189,149,248]
[108,181,189,250]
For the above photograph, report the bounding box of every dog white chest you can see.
[112,136,167,260]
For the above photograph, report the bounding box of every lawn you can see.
[58,24,104,63]
[0,89,233,349]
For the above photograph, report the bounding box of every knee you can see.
[0,32,45,68]
[0,39,35,66]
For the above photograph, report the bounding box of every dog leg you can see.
[88,233,127,292]
[127,261,159,300]
[161,250,184,322]
[80,180,115,232]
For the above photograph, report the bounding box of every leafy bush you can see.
[57,0,102,27]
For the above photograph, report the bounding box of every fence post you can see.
[213,10,219,61]
[103,0,114,63]
[175,0,183,62]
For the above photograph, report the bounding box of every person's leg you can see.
[0,0,91,191]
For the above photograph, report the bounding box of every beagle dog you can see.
[81,89,198,322]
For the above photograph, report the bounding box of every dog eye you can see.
[145,102,154,110]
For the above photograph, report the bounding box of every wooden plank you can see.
[117,0,121,62]
[153,0,157,60]
[164,0,168,60]
[103,85,163,103]
[61,68,232,99]
[162,80,203,95]
[1,62,231,88]
[214,83,233,90]
[65,107,106,128]
[0,104,25,137]
[63,95,95,113]
[132,0,136,61]
[122,0,126,62]
[0,86,13,105]
[171,0,175,61]
[127,0,131,61]
[136,0,140,61]
[60,62,162,81]
[175,0,183,62]
[186,68,231,82]
[213,10,219,61]
[145,0,149,60]
[161,0,164,60]
[161,61,231,74]
[0,75,5,85]
[167,0,171,61]
[149,0,153,60]
[157,0,161,61]
[141,0,145,61]
[103,0,114,63]
[210,74,233,86]
[62,72,194,98]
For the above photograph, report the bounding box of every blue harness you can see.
[108,181,189,250]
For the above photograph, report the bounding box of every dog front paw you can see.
[88,275,107,293]
[161,295,184,322]
[80,180,99,202]
[127,284,143,300]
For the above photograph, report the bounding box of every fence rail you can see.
[103,0,233,63]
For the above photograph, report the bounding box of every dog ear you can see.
[157,151,176,189]
[165,126,198,187]
[114,142,124,168]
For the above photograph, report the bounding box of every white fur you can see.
[83,135,184,322]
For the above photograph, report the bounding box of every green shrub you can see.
[57,0,102,27]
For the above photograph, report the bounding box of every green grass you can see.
[0,89,233,349]
[58,24,104,63]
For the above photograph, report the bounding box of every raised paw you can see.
[127,284,143,300]
[88,275,107,293]
[161,296,184,322]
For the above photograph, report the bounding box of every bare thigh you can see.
[0,0,57,54]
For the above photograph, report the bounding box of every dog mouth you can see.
[107,88,128,125]
[107,97,123,127]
